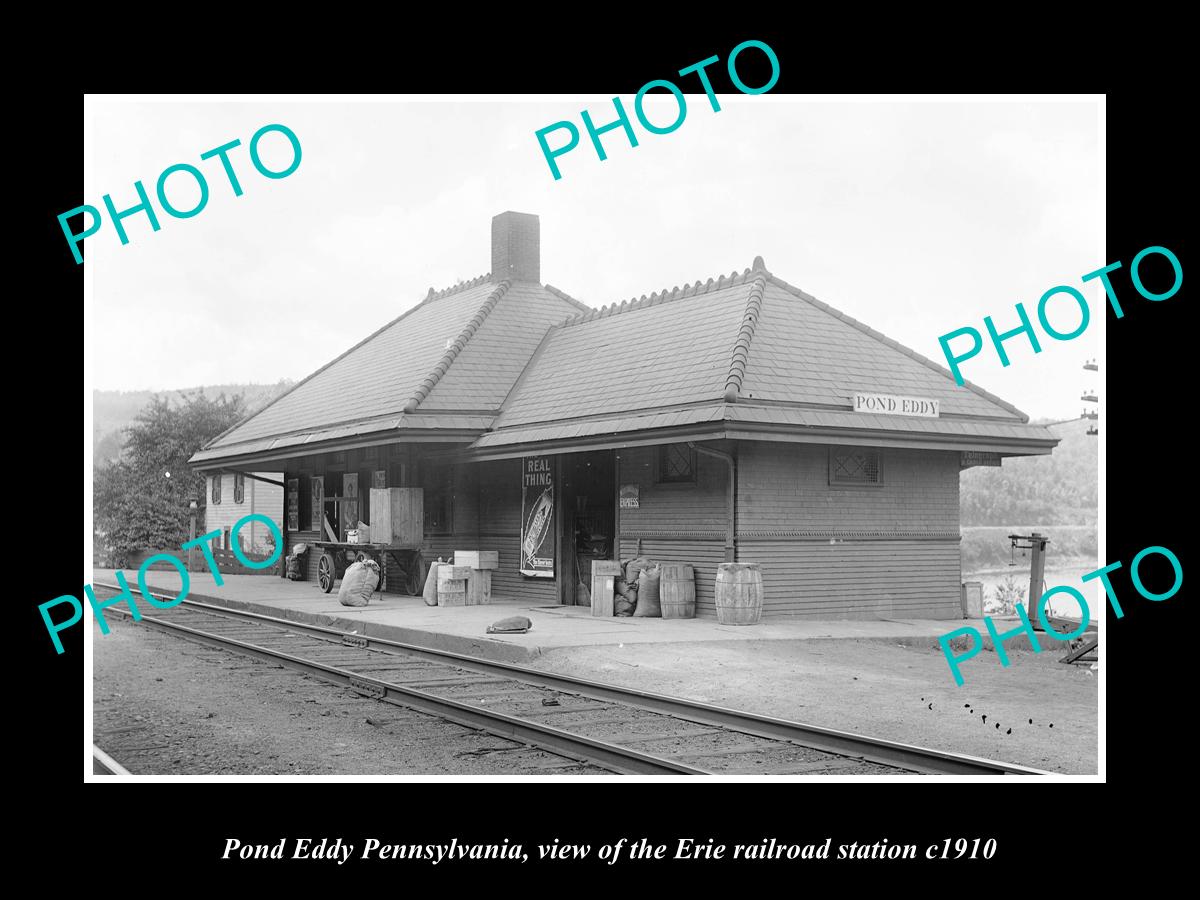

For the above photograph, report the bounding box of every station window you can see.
[658,444,695,484]
[211,475,222,505]
[423,462,454,535]
[298,475,311,530]
[829,446,882,486]
[388,461,406,488]
[234,473,245,504]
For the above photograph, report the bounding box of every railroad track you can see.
[92,583,1049,776]
[93,744,132,776]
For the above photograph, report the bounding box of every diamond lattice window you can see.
[830,447,882,485]
[659,444,695,484]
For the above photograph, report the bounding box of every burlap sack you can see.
[487,616,533,634]
[422,560,442,607]
[338,559,380,607]
[633,565,661,617]
[625,556,654,585]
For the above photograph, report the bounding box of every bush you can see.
[986,575,1027,616]
[94,391,247,565]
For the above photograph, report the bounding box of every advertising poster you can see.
[286,478,299,531]
[520,457,555,577]
[310,476,323,533]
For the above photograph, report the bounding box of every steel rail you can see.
[102,602,704,776]
[93,744,132,776]
[94,583,1050,776]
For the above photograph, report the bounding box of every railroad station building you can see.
[190,212,1057,620]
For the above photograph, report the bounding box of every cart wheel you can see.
[318,552,336,593]
[405,555,426,596]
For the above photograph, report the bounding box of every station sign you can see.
[852,393,940,418]
[960,451,1002,469]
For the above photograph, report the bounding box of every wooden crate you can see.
[437,565,470,607]
[467,570,492,605]
[438,587,467,607]
[370,488,424,546]
[455,550,499,570]
[591,560,622,617]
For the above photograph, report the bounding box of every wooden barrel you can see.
[715,563,763,625]
[659,564,696,619]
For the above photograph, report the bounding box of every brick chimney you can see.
[491,211,540,283]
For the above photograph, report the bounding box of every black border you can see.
[31,25,1188,885]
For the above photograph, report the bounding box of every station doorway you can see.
[559,450,616,606]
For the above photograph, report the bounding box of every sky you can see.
[85,97,1102,420]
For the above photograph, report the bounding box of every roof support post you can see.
[689,442,737,562]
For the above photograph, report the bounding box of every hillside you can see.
[960,417,1098,577]
[93,381,294,465]
[960,417,1097,527]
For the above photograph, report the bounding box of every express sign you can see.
[852,393,940,418]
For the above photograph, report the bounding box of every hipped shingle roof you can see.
[192,255,1056,468]
[476,258,1055,454]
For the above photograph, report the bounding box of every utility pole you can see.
[187,495,198,572]
[1082,358,1098,436]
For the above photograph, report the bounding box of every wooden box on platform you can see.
[437,565,471,607]
[590,560,622,617]
[467,570,492,605]
[369,487,424,546]
[961,581,984,618]
[455,550,499,570]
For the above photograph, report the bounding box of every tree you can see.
[94,392,247,565]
